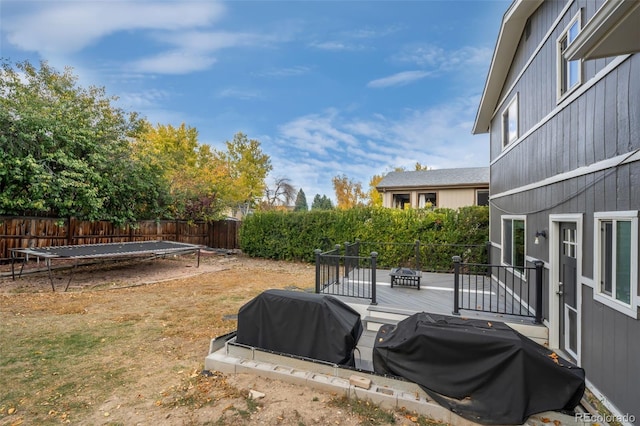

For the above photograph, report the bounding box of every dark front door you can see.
[559,222,578,360]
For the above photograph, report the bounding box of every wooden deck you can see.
[321,269,539,324]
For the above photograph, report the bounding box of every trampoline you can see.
[10,240,202,291]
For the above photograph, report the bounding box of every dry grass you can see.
[0,254,432,426]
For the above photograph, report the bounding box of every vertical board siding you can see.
[0,217,241,260]
[488,0,639,420]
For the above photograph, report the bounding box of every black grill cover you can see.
[236,289,363,367]
[373,313,585,425]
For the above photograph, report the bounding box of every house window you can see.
[502,217,526,271]
[393,193,410,209]
[594,212,638,318]
[418,192,436,209]
[594,211,638,318]
[476,190,489,206]
[558,12,582,99]
[502,94,518,147]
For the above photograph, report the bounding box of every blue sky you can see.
[0,0,509,203]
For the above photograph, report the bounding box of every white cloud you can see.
[218,88,263,100]
[2,1,225,54]
[308,41,367,51]
[269,96,489,202]
[130,51,217,74]
[118,88,170,109]
[131,30,281,74]
[366,71,431,88]
[255,66,311,78]
[393,43,493,72]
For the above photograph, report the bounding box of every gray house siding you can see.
[582,285,640,419]
[486,0,640,421]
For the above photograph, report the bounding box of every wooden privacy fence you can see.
[0,216,241,260]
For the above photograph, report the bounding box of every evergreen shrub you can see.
[239,206,489,269]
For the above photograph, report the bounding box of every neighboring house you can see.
[474,0,639,422]
[375,167,489,210]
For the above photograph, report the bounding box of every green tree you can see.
[133,121,226,220]
[0,60,161,224]
[216,132,272,215]
[294,189,308,211]
[311,194,334,210]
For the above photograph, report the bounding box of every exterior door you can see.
[559,222,578,360]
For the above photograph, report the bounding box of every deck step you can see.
[362,315,399,331]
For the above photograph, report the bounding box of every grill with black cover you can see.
[373,312,585,425]
[236,289,363,367]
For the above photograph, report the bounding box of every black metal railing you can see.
[452,256,544,324]
[357,240,488,272]
[314,244,377,304]
[344,240,360,278]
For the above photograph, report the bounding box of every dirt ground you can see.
[0,251,435,426]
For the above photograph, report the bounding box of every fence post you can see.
[314,249,322,294]
[452,256,461,315]
[370,252,377,305]
[415,240,421,270]
[534,260,544,324]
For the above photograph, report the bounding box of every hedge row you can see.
[239,206,489,270]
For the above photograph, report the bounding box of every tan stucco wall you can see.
[381,187,484,209]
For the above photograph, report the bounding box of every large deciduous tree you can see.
[367,174,384,207]
[216,132,272,215]
[0,60,163,224]
[132,122,227,221]
[332,174,365,209]
[261,177,296,210]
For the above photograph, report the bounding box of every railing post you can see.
[452,256,461,315]
[370,252,378,305]
[314,249,321,294]
[485,241,492,265]
[334,244,341,284]
[344,241,351,278]
[534,260,544,324]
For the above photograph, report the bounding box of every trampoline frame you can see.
[10,240,202,291]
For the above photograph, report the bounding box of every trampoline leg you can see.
[64,262,78,292]
[197,249,201,268]
[47,259,55,292]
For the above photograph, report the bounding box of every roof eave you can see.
[565,0,640,61]
[472,0,544,135]
[376,183,489,191]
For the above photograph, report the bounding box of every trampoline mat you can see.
[20,240,200,259]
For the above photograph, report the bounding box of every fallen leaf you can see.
[487,322,492,327]
[553,420,561,426]
[540,417,551,423]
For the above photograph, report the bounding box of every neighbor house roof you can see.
[472,0,543,135]
[376,167,489,190]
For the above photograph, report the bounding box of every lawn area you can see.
[0,253,443,426]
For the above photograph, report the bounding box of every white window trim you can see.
[502,93,519,148]
[501,215,527,269]
[557,10,583,102]
[593,211,639,319]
